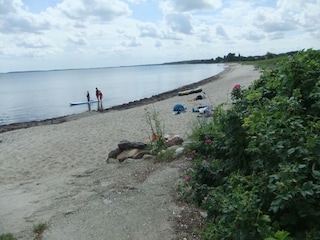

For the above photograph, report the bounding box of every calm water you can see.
[0,64,225,125]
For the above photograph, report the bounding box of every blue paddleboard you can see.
[69,100,99,106]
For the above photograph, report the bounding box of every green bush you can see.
[182,49,320,239]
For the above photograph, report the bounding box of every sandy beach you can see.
[0,64,260,239]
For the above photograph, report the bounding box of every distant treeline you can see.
[164,50,299,65]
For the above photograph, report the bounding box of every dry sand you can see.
[0,64,260,240]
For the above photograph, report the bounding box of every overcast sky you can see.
[1,0,319,72]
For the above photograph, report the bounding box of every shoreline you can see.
[0,65,231,134]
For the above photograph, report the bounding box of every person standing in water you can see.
[96,87,99,100]
[96,88,103,101]
[86,91,90,102]
[97,89,103,111]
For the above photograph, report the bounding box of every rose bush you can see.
[183,49,320,239]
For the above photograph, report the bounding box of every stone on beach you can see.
[118,140,147,150]
[117,148,140,162]
[166,136,184,147]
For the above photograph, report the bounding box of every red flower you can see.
[205,139,212,144]
[184,176,191,181]
[232,84,241,91]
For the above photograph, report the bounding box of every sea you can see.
[0,63,225,126]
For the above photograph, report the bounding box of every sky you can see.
[1,0,320,72]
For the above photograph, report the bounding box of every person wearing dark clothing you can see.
[96,87,99,100]
[86,91,90,101]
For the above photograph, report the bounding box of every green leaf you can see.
[287,148,296,155]
[274,230,293,240]
[312,164,320,180]
[260,214,271,223]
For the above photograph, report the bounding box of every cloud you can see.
[262,21,295,33]
[0,13,51,34]
[0,34,60,58]
[0,0,23,15]
[161,0,222,12]
[120,35,141,47]
[154,40,162,48]
[126,0,146,4]
[197,25,215,43]
[0,0,51,34]
[253,9,297,33]
[250,1,320,38]
[242,30,265,42]
[67,36,88,45]
[138,23,159,38]
[285,0,320,37]
[165,13,193,34]
[56,0,131,22]
[216,25,228,39]
[16,35,53,49]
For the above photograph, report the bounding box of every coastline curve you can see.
[0,65,230,133]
